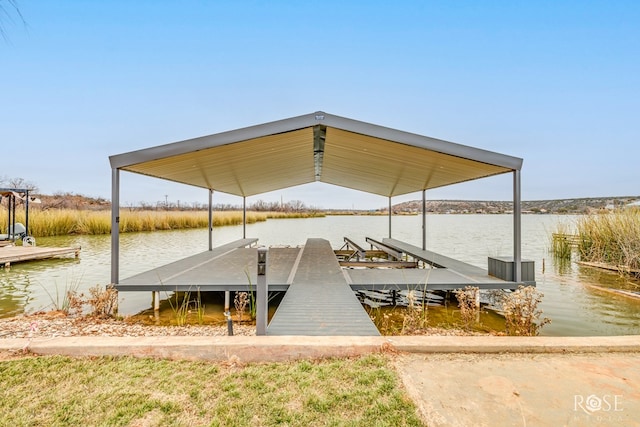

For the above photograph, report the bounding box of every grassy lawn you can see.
[0,354,423,426]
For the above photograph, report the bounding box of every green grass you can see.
[0,354,423,427]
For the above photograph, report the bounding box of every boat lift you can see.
[0,188,39,246]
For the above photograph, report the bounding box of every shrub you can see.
[502,286,550,336]
[454,286,480,330]
[87,285,118,318]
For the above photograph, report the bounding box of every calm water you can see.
[1,215,639,336]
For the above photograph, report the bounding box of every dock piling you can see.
[153,291,160,312]
[225,291,233,336]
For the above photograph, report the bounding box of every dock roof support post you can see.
[422,189,426,251]
[11,196,16,241]
[243,196,247,239]
[513,169,522,283]
[110,168,120,285]
[388,196,392,238]
[208,189,213,251]
[25,190,30,237]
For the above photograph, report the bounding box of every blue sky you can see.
[2,1,639,209]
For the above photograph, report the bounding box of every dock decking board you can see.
[383,238,490,278]
[1,245,81,266]
[114,238,294,292]
[267,238,380,336]
[345,268,519,290]
[116,246,300,292]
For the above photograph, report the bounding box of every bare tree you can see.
[1,176,38,192]
[287,200,306,212]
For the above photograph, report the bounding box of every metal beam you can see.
[422,189,426,250]
[25,190,30,237]
[110,168,120,285]
[513,170,522,283]
[313,125,326,181]
[208,189,213,251]
[388,197,392,238]
[243,196,246,239]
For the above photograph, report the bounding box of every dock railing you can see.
[342,237,366,260]
[365,237,403,260]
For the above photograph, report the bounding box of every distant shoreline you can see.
[379,196,640,215]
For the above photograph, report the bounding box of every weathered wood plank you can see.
[1,245,81,267]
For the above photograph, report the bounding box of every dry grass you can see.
[577,209,640,272]
[454,286,480,330]
[0,209,323,237]
[401,290,429,334]
[500,286,550,336]
[0,354,422,426]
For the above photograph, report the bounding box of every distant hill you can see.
[35,193,111,210]
[19,193,640,214]
[386,196,640,215]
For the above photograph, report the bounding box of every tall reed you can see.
[576,209,640,272]
[550,222,574,260]
[0,209,322,237]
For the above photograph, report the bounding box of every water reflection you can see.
[0,273,31,317]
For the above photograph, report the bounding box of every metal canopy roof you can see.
[109,111,522,198]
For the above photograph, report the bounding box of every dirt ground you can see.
[394,352,640,427]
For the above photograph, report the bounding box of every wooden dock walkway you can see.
[1,245,81,268]
[267,238,380,336]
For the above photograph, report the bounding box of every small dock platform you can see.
[0,245,81,268]
[267,238,379,336]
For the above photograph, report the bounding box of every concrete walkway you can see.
[395,352,640,427]
[2,335,639,426]
[2,335,639,362]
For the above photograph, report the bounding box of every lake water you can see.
[1,214,639,336]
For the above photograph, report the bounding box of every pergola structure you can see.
[0,188,37,241]
[109,111,524,285]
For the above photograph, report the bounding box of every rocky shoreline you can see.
[0,312,484,339]
[0,312,255,339]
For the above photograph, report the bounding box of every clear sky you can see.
[2,1,639,209]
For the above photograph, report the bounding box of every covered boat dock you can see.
[109,111,529,336]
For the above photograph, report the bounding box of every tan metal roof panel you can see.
[110,111,522,198]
